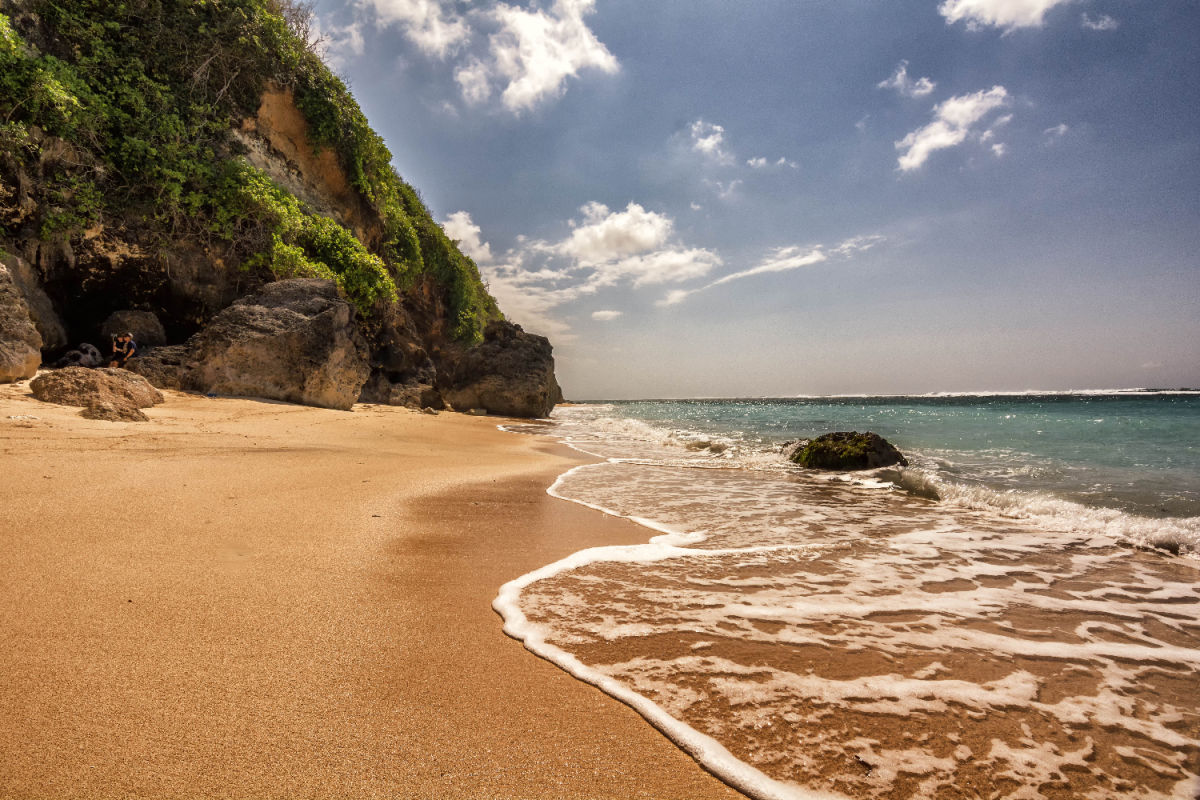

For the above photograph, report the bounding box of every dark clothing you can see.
[111,339,137,367]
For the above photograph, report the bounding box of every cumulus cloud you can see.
[689,120,734,164]
[1081,12,1118,30]
[939,0,1075,31]
[474,201,720,337]
[360,0,470,57]
[895,86,1010,171]
[560,202,673,266]
[442,210,493,263]
[658,235,883,306]
[877,61,936,97]
[591,310,623,321]
[473,0,619,112]
[356,0,617,113]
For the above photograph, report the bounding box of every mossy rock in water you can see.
[790,431,908,471]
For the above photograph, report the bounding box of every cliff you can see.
[0,0,559,417]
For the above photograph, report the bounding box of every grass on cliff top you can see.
[0,0,499,340]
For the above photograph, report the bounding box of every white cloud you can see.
[1044,122,1069,140]
[658,236,883,306]
[474,201,720,336]
[481,269,581,341]
[939,0,1074,31]
[455,57,493,104]
[604,247,722,288]
[361,0,469,57]
[484,0,619,112]
[747,156,799,170]
[991,142,1007,157]
[1081,12,1118,30]
[559,202,674,266]
[591,310,623,321]
[895,86,1010,171]
[359,0,616,113]
[878,61,937,97]
[442,210,493,263]
[312,18,365,71]
[689,120,734,164]
[704,178,743,199]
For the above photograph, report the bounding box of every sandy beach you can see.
[0,379,744,800]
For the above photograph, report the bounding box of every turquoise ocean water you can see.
[590,393,1200,521]
[496,393,1200,799]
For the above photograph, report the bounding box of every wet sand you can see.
[0,379,744,799]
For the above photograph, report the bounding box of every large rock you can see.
[1,253,67,352]
[790,431,908,471]
[0,263,42,382]
[100,310,167,348]
[30,366,164,409]
[442,320,559,418]
[125,344,190,390]
[185,279,369,410]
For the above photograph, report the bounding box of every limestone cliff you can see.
[0,0,560,416]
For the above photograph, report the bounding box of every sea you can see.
[494,393,1200,800]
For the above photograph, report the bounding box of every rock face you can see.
[30,366,164,423]
[1,253,66,352]
[790,431,908,471]
[184,279,369,410]
[126,344,190,391]
[101,310,167,348]
[441,321,559,418]
[0,263,42,382]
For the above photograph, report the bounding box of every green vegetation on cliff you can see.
[0,0,498,340]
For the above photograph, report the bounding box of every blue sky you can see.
[309,0,1199,398]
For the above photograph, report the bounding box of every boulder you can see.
[125,344,190,390]
[30,366,164,410]
[1,253,67,352]
[100,310,167,348]
[442,321,560,418]
[184,279,369,410]
[358,370,442,409]
[789,431,908,471]
[0,263,42,382]
[81,399,149,422]
[53,342,103,368]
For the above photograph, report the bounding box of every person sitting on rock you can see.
[108,332,138,369]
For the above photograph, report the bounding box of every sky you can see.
[308,0,1200,399]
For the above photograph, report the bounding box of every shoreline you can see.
[0,381,744,799]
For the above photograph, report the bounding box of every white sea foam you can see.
[496,405,1200,799]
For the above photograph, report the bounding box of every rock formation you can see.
[1,253,66,353]
[0,5,561,416]
[100,310,167,348]
[441,321,561,418]
[123,279,370,411]
[790,432,908,470]
[0,262,41,382]
[29,366,164,422]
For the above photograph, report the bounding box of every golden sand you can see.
[0,379,743,799]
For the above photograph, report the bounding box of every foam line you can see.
[495,565,846,800]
